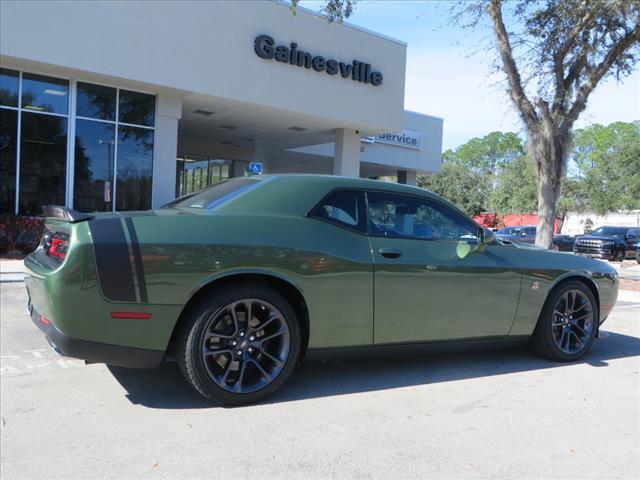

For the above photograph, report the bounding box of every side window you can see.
[310,190,365,232]
[366,192,476,241]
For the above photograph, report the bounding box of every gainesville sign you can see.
[253,34,384,86]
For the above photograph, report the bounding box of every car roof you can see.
[211,174,460,217]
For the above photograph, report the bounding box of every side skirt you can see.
[305,336,530,362]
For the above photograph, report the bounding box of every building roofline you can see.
[403,109,444,121]
[277,1,408,47]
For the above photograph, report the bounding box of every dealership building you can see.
[0,1,443,215]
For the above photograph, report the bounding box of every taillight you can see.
[44,232,69,260]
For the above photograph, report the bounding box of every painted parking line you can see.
[0,273,25,283]
[1,349,84,377]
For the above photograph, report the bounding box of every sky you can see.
[300,0,640,150]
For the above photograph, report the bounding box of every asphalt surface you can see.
[1,279,639,480]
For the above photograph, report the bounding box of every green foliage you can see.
[418,163,490,216]
[420,121,638,216]
[571,121,640,214]
[290,0,357,22]
[446,131,524,174]
[489,154,537,213]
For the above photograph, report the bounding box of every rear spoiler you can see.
[42,205,94,223]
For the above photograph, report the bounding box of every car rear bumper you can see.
[28,301,163,369]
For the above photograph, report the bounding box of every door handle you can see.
[378,248,402,259]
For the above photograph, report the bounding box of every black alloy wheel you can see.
[177,283,301,406]
[531,281,598,361]
[200,298,291,394]
[550,289,594,355]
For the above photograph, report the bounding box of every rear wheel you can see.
[177,283,301,406]
[530,281,598,361]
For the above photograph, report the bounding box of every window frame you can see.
[363,189,479,243]
[0,66,158,214]
[307,187,480,241]
[307,188,368,234]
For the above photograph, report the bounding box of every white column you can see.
[397,170,417,186]
[151,94,182,208]
[333,128,361,177]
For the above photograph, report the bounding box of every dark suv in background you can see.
[573,226,640,261]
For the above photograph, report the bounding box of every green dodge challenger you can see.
[25,175,619,405]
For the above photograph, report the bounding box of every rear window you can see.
[164,178,261,209]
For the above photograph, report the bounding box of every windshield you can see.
[164,178,261,209]
[589,226,627,237]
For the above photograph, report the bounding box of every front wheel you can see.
[612,249,625,262]
[177,283,301,406]
[530,281,598,362]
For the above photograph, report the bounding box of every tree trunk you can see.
[536,171,561,248]
[529,129,569,249]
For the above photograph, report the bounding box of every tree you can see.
[572,121,640,214]
[489,154,538,213]
[418,163,491,216]
[449,131,524,174]
[462,0,640,247]
[290,0,356,22]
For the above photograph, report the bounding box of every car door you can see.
[625,228,639,254]
[367,191,522,344]
[523,227,536,243]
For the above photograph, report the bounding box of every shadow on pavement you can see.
[108,330,640,409]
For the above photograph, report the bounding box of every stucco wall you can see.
[1,1,406,132]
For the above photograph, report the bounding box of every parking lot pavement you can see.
[1,280,639,480]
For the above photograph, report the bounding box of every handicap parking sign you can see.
[248,162,263,174]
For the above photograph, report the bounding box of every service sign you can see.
[375,130,422,150]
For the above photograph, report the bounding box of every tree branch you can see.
[487,0,538,128]
[563,25,640,129]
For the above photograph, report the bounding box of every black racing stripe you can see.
[124,217,148,303]
[89,218,136,302]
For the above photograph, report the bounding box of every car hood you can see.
[575,235,621,242]
[510,242,545,250]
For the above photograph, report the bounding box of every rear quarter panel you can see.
[131,213,374,349]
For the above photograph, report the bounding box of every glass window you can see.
[73,119,116,212]
[0,109,18,213]
[0,68,19,107]
[166,178,261,209]
[21,73,69,114]
[366,192,476,241]
[19,112,67,215]
[590,226,627,237]
[115,126,153,211]
[76,82,116,121]
[119,90,155,126]
[310,190,365,231]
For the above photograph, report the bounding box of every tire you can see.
[177,282,302,406]
[613,249,625,262]
[552,244,560,251]
[530,281,598,362]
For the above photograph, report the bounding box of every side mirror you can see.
[477,227,495,252]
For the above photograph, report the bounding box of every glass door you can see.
[74,119,115,211]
